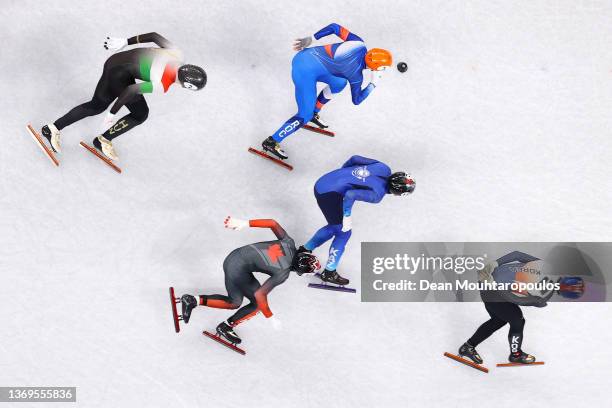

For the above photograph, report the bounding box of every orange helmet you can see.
[365,48,393,71]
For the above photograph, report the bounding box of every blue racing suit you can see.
[304,155,391,270]
[271,23,375,143]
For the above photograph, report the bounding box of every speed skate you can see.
[308,273,356,293]
[497,361,545,367]
[203,330,246,355]
[26,124,59,167]
[80,141,122,173]
[443,352,489,373]
[247,147,294,171]
[302,124,335,137]
[168,287,183,333]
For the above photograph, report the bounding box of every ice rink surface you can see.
[1,0,612,406]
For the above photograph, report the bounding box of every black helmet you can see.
[388,172,416,196]
[292,252,320,275]
[178,64,207,90]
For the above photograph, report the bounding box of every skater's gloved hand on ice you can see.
[104,37,128,51]
[269,315,282,331]
[478,261,498,283]
[224,216,249,231]
[370,67,387,87]
[292,36,313,51]
[101,112,116,132]
[341,215,352,232]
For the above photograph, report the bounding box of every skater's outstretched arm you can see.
[314,23,363,42]
[248,219,288,240]
[224,216,288,240]
[294,23,362,51]
[341,155,380,168]
[104,32,175,52]
[497,251,539,266]
[254,271,291,318]
[127,32,174,49]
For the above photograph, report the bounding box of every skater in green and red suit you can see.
[40,32,206,161]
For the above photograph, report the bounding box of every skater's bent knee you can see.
[133,109,149,123]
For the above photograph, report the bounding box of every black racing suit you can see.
[468,251,552,354]
[200,220,296,326]
[54,33,177,140]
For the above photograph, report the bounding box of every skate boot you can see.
[458,342,483,364]
[216,321,241,344]
[509,351,536,364]
[180,294,197,324]
[41,124,61,153]
[320,269,349,286]
[93,135,119,161]
[262,136,288,160]
[309,113,328,129]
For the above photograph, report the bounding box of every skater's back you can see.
[315,155,391,198]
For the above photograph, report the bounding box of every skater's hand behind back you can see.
[104,37,128,51]
[224,216,248,231]
[101,112,116,132]
[292,36,313,51]
[370,68,386,86]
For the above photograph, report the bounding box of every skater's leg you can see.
[305,191,345,251]
[487,302,534,362]
[227,274,261,326]
[271,51,321,143]
[494,303,525,354]
[54,69,114,130]
[199,294,241,309]
[314,74,347,113]
[467,302,507,346]
[325,226,351,271]
[102,96,149,141]
[304,225,336,251]
[198,254,246,310]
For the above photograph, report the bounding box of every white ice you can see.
[1,0,612,406]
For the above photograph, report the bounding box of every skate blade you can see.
[302,124,335,137]
[79,141,122,173]
[308,282,357,293]
[203,331,246,355]
[444,352,489,373]
[497,361,544,367]
[26,124,59,167]
[308,272,356,293]
[169,287,181,333]
[247,147,293,171]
